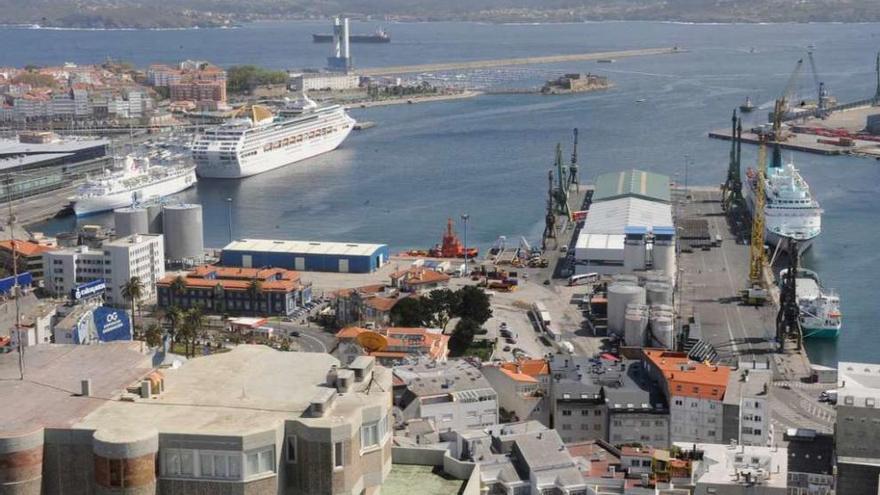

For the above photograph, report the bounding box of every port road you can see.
[360,47,681,76]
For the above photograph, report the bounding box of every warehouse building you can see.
[574,169,675,277]
[221,238,389,273]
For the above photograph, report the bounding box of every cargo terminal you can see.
[220,238,389,273]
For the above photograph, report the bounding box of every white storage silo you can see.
[624,304,649,347]
[650,314,675,349]
[146,203,163,234]
[645,282,674,306]
[623,233,647,272]
[162,203,204,262]
[608,283,646,336]
[652,228,677,280]
[114,207,149,237]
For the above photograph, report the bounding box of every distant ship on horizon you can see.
[313,28,391,43]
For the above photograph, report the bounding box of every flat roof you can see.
[0,343,154,436]
[224,238,387,257]
[593,169,670,203]
[76,346,389,435]
[0,137,108,155]
[582,197,673,235]
[382,464,466,495]
[575,232,625,251]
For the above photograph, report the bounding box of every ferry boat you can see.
[744,156,822,254]
[191,97,355,179]
[739,96,754,113]
[72,156,196,216]
[780,268,841,338]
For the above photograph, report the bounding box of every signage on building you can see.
[71,279,106,301]
[92,306,132,342]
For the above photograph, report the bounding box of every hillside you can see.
[3,0,880,28]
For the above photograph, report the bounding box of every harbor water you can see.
[18,20,880,366]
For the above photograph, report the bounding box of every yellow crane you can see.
[744,135,769,305]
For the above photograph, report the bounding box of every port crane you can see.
[542,170,558,251]
[742,133,769,306]
[568,128,580,191]
[807,48,831,117]
[721,110,744,212]
[552,143,571,218]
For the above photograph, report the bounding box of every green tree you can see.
[144,322,163,348]
[449,318,480,354]
[120,276,145,332]
[247,279,263,316]
[183,307,205,358]
[425,288,461,330]
[170,275,187,308]
[390,297,432,327]
[455,286,493,324]
[226,65,289,94]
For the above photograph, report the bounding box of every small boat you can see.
[635,98,646,103]
[597,59,616,64]
[739,96,755,113]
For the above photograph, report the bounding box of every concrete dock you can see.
[360,47,681,77]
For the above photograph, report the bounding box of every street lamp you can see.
[460,214,470,276]
[225,197,233,245]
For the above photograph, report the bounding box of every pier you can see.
[359,47,681,76]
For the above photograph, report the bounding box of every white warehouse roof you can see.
[223,238,386,257]
[582,197,673,235]
[574,232,625,251]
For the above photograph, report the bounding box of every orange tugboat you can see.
[429,218,479,259]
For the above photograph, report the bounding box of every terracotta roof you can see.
[0,240,55,257]
[500,369,538,383]
[643,349,730,401]
[363,296,399,312]
[501,358,550,377]
[337,326,449,361]
[336,327,368,339]
[370,351,408,359]
[390,268,450,286]
[189,265,299,282]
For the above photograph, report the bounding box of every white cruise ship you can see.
[72,156,197,216]
[191,97,355,179]
[744,159,822,253]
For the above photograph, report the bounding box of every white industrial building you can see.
[43,234,165,305]
[289,72,361,92]
[574,169,676,279]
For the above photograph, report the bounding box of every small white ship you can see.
[191,96,355,179]
[780,268,841,339]
[72,156,197,216]
[745,159,822,253]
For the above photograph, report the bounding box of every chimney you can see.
[81,379,92,397]
[140,379,152,399]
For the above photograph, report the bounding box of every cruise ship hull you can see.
[73,169,197,216]
[194,111,355,179]
[744,176,820,255]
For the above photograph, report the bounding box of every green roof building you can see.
[592,169,671,204]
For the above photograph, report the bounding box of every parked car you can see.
[289,330,301,337]
[503,346,511,352]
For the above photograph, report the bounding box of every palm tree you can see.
[170,275,187,308]
[120,276,145,332]
[165,306,184,344]
[247,279,263,317]
[144,323,163,348]
[184,307,205,358]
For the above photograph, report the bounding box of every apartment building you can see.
[0,343,392,495]
[395,359,498,433]
[335,326,449,366]
[836,361,880,494]
[481,358,551,425]
[43,234,165,305]
[643,350,730,444]
[722,366,772,447]
[0,239,55,281]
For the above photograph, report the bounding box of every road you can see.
[267,321,335,354]
[359,47,681,76]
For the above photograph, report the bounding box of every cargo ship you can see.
[780,268,841,338]
[313,28,390,43]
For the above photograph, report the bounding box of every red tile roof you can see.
[0,240,55,257]
[643,349,730,401]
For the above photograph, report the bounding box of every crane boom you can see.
[749,140,767,287]
[781,58,804,110]
[807,49,821,99]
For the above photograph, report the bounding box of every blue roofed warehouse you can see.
[220,239,389,273]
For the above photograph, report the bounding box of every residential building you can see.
[335,326,450,365]
[675,442,789,494]
[43,234,165,305]
[0,239,55,281]
[783,428,835,495]
[481,358,551,425]
[388,267,450,293]
[395,360,498,433]
[643,350,730,444]
[722,365,771,447]
[289,72,360,92]
[9,302,56,347]
[169,80,227,103]
[147,64,183,87]
[565,440,625,493]
[335,284,404,327]
[835,361,880,494]
[0,343,393,494]
[156,265,310,316]
[550,355,669,447]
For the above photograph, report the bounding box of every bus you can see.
[568,272,599,286]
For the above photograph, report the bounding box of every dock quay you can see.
[708,128,843,156]
[359,47,681,76]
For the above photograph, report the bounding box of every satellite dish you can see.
[356,331,388,353]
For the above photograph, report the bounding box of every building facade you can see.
[836,361,880,495]
[221,239,389,274]
[0,239,55,281]
[481,359,551,426]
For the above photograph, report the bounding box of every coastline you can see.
[344,90,483,109]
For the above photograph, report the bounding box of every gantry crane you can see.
[743,136,769,306]
[722,110,744,211]
[776,238,803,351]
[568,128,580,191]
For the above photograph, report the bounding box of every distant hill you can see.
[4,0,880,28]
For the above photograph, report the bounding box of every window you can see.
[163,449,195,477]
[594,410,602,416]
[361,415,389,450]
[562,424,572,430]
[200,451,241,479]
[108,459,124,487]
[562,410,572,416]
[286,436,297,463]
[334,442,344,468]
[245,447,274,478]
[581,410,590,416]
